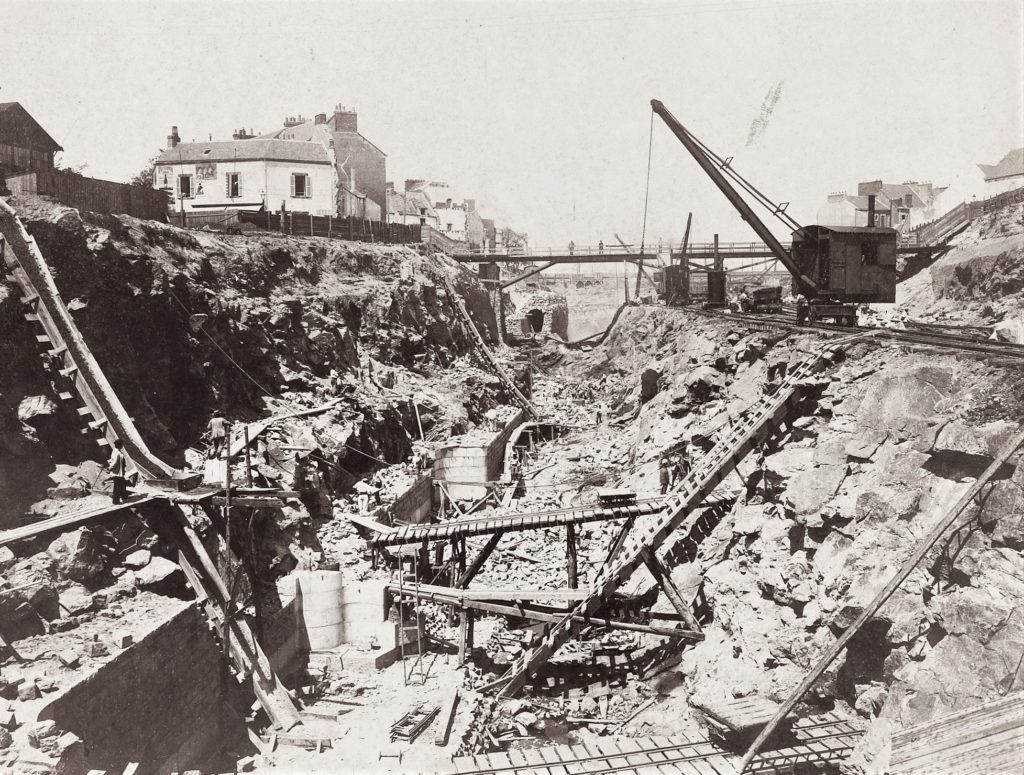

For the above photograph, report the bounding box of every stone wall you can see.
[506,289,569,339]
[434,409,525,500]
[38,604,245,773]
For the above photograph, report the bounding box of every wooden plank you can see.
[433,689,459,746]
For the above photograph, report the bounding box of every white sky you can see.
[1,0,1021,246]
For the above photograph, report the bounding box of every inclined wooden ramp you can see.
[889,691,1024,774]
[490,335,867,698]
[0,200,185,484]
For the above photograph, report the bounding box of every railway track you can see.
[695,307,1024,362]
[444,712,862,775]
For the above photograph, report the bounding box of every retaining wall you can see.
[38,604,245,773]
[434,409,525,500]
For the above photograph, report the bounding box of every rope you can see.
[639,106,655,254]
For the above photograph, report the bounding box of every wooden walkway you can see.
[0,496,156,547]
[359,498,668,547]
[889,692,1024,774]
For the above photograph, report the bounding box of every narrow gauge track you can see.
[692,307,1024,361]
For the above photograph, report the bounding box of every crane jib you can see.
[649,99,818,295]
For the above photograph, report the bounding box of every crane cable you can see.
[639,106,655,254]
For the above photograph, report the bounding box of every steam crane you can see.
[651,99,897,325]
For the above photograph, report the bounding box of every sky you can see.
[1,0,1021,247]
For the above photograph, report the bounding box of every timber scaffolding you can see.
[0,199,305,737]
[485,333,869,699]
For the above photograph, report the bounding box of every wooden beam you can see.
[456,530,505,588]
[392,587,703,641]
[211,496,282,508]
[566,524,578,589]
[601,517,634,571]
[640,547,701,632]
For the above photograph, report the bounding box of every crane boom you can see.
[650,99,818,294]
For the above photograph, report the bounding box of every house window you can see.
[291,173,311,198]
[178,174,193,199]
[226,172,241,198]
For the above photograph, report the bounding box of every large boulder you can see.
[47,528,107,585]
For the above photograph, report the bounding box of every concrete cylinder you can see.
[291,570,345,651]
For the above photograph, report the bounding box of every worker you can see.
[738,289,750,313]
[659,456,672,494]
[107,439,128,505]
[568,240,575,255]
[208,412,227,459]
[676,443,692,482]
[598,240,604,254]
[370,469,385,505]
[745,445,767,504]
[795,293,809,326]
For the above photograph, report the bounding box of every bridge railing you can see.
[453,243,643,258]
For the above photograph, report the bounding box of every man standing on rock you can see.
[659,456,672,494]
[107,439,127,505]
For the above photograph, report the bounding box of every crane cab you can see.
[790,225,897,304]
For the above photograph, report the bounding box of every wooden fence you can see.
[5,169,169,222]
[238,209,420,244]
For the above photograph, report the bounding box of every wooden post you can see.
[680,212,692,302]
[456,530,504,588]
[243,425,253,487]
[458,538,467,575]
[328,216,332,239]
[224,422,232,563]
[566,524,578,589]
[640,547,699,631]
[458,609,468,663]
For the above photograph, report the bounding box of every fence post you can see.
[328,216,332,239]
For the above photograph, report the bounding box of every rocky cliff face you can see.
[551,301,1024,755]
[0,195,503,526]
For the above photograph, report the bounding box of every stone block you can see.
[0,709,16,730]
[110,633,133,649]
[56,650,80,669]
[17,681,39,701]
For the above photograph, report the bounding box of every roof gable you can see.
[978,147,1024,181]
[262,120,386,157]
[0,102,63,152]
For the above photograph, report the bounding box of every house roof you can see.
[0,102,63,152]
[387,188,434,217]
[263,120,386,157]
[978,147,1024,181]
[845,193,892,211]
[154,138,331,165]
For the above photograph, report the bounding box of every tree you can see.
[499,226,528,249]
[127,153,160,188]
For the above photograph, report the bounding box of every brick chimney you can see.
[332,104,358,133]
[283,115,306,128]
[232,128,255,140]
[314,113,327,125]
[167,126,180,148]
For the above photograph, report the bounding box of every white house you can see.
[153,136,335,215]
[978,148,1024,197]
